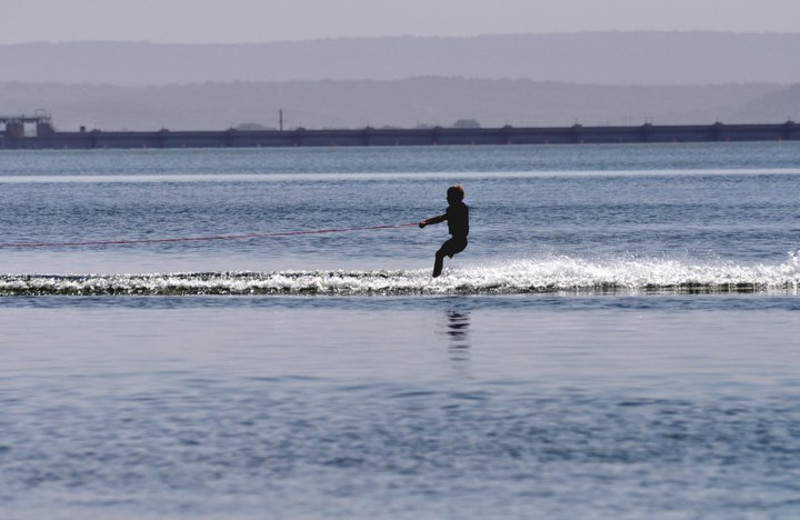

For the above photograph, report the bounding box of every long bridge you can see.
[1,114,799,149]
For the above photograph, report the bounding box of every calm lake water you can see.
[1,142,800,519]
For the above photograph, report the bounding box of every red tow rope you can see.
[0,222,418,249]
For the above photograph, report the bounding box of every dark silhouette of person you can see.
[419,185,469,277]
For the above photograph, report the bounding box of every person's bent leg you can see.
[433,250,446,277]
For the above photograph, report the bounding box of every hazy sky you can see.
[4,0,800,44]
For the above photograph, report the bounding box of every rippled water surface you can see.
[2,143,800,519]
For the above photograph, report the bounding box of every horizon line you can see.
[3,29,800,47]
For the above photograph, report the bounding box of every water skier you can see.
[419,185,469,277]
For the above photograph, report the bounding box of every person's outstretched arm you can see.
[419,213,446,228]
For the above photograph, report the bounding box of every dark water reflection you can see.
[443,310,471,369]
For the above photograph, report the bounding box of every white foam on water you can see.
[3,252,800,296]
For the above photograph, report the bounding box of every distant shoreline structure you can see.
[1,116,799,150]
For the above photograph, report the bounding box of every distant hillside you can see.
[733,84,800,122]
[1,79,791,131]
[2,32,800,85]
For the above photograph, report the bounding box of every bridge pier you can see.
[1,113,54,142]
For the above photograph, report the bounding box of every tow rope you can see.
[0,222,418,249]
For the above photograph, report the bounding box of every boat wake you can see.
[3,254,800,296]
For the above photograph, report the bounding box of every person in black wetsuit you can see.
[419,185,469,277]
